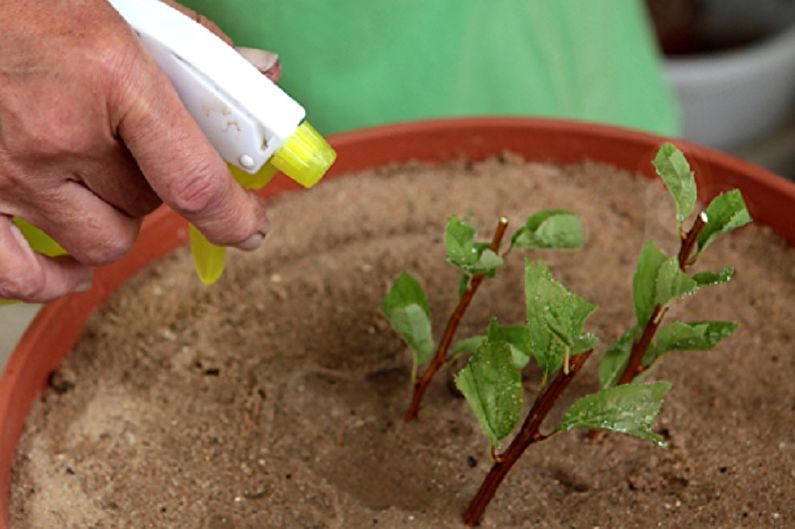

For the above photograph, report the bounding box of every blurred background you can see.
[2,0,795,366]
[647,0,795,178]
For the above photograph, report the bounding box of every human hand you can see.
[0,0,278,302]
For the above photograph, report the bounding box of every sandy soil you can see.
[10,155,795,528]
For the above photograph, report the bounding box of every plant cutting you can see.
[456,267,669,526]
[597,143,752,396]
[381,143,753,526]
[382,210,585,422]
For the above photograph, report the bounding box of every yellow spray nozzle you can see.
[190,122,335,285]
[271,121,336,188]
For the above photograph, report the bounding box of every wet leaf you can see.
[525,260,597,377]
[633,241,697,326]
[381,273,434,378]
[455,320,523,446]
[653,143,696,226]
[511,210,584,250]
[452,324,534,370]
[644,321,737,366]
[654,258,698,307]
[598,326,641,389]
[558,382,671,444]
[697,190,752,253]
[692,267,734,288]
[445,215,478,266]
[445,216,503,275]
[471,248,503,276]
[501,324,534,369]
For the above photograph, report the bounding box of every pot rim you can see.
[2,116,794,526]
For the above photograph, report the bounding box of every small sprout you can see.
[385,210,585,422]
[598,143,751,398]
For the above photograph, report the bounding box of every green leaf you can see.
[511,210,584,250]
[692,267,734,288]
[697,190,752,253]
[598,326,641,389]
[558,382,671,444]
[445,216,477,266]
[525,260,597,377]
[501,324,534,369]
[381,273,435,377]
[633,241,668,325]
[644,321,738,366]
[471,248,504,276]
[445,216,503,275]
[451,335,486,360]
[653,143,697,225]
[654,258,698,307]
[455,321,523,446]
[633,241,699,326]
[452,324,534,370]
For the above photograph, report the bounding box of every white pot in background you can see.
[663,0,795,151]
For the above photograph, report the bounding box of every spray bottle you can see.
[5,0,335,303]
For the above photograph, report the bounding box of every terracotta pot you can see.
[1,118,794,526]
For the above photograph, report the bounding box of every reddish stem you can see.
[463,350,593,526]
[588,212,707,440]
[405,217,510,422]
[622,213,707,381]
[677,212,707,269]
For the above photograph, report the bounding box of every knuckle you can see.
[94,32,141,84]
[79,223,138,266]
[170,169,224,214]
[0,263,44,300]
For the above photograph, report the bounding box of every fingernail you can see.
[237,232,266,251]
[74,281,92,293]
[236,47,279,72]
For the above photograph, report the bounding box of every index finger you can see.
[115,54,270,250]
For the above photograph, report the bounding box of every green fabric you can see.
[182,0,679,136]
